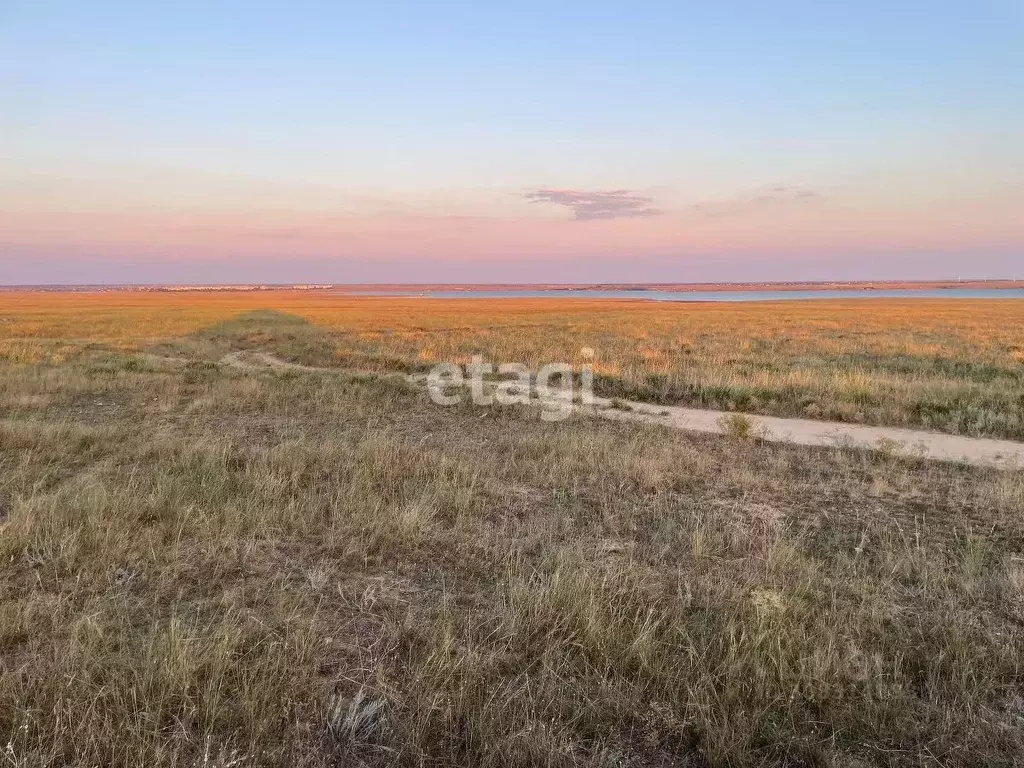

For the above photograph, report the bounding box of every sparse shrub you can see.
[802,401,823,418]
[718,412,753,439]
[875,436,906,457]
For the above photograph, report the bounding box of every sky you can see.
[2,1,1022,285]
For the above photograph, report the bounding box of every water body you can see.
[345,288,1024,302]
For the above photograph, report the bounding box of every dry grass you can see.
[1,305,1023,766]
[3,292,1023,438]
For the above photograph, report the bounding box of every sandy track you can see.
[587,396,1023,470]
[220,350,325,372]
[142,350,1024,470]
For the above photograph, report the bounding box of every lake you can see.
[345,288,1024,302]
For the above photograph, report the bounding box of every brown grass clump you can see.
[718,412,754,439]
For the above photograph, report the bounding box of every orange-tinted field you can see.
[3,291,1023,437]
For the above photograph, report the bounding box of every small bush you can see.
[718,413,753,439]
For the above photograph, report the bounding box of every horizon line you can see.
[3,277,1023,291]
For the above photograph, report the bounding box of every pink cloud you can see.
[522,188,660,220]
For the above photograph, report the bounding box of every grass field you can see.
[4,292,1023,438]
[1,294,1024,766]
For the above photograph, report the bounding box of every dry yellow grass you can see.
[5,291,1020,437]
[2,305,1024,766]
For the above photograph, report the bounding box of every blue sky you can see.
[2,1,1022,283]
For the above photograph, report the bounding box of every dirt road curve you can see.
[149,351,1024,470]
[589,396,1024,470]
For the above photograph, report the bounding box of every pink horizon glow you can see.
[3,162,1023,283]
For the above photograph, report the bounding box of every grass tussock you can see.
[718,412,754,439]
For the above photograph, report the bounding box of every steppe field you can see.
[2,291,1024,767]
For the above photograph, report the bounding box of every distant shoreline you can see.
[3,279,1023,293]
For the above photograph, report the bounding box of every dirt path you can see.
[143,350,1024,470]
[220,350,325,372]
[586,396,1024,470]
